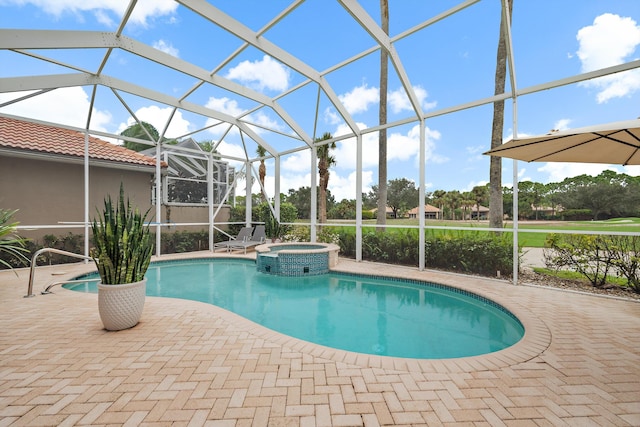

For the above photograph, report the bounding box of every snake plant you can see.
[91,184,153,284]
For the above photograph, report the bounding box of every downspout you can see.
[155,141,162,256]
[84,131,89,260]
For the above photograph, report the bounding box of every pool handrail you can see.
[26,248,93,298]
[41,277,101,295]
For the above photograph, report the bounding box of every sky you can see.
[1,0,639,202]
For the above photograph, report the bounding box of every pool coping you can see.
[58,252,551,374]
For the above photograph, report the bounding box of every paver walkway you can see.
[1,252,638,426]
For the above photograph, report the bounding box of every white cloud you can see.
[205,96,244,117]
[338,84,438,116]
[388,85,437,114]
[225,55,290,92]
[553,119,571,131]
[338,83,379,115]
[216,140,249,166]
[118,105,191,139]
[331,122,446,171]
[130,0,177,26]
[94,9,114,26]
[328,169,374,202]
[153,39,179,57]
[204,96,244,137]
[323,107,342,125]
[576,13,640,103]
[387,124,445,166]
[333,122,379,169]
[282,151,312,173]
[463,180,488,192]
[278,150,376,201]
[465,145,485,162]
[535,164,640,186]
[276,173,311,197]
[536,162,617,183]
[0,88,111,132]
[245,111,286,135]
[3,0,178,27]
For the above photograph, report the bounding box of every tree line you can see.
[279,170,640,221]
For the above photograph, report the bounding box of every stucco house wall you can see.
[0,155,154,239]
[0,116,229,244]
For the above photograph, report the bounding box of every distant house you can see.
[469,204,490,220]
[531,204,563,218]
[407,204,442,220]
[370,206,395,218]
[0,115,227,241]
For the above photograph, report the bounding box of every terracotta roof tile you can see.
[0,116,161,167]
[407,204,441,214]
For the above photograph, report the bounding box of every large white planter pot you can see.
[98,279,146,331]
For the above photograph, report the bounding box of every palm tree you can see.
[256,145,267,201]
[316,132,336,224]
[471,185,489,222]
[445,190,461,220]
[376,0,389,232]
[431,189,446,220]
[461,192,475,220]
[489,0,513,229]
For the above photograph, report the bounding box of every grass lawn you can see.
[320,217,640,248]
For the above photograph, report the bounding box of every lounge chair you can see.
[213,226,253,252]
[228,225,266,254]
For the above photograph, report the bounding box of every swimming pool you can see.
[255,242,340,276]
[67,258,524,359]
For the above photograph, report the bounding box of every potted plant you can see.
[91,184,153,331]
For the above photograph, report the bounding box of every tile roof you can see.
[0,116,160,167]
[407,204,441,214]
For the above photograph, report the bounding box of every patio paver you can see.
[1,252,638,426]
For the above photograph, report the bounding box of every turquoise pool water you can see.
[67,258,524,359]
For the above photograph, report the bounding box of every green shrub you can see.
[425,231,513,276]
[560,209,592,221]
[160,230,210,253]
[545,233,640,292]
[0,209,29,269]
[361,210,375,220]
[337,228,513,277]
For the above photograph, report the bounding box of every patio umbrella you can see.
[484,119,640,165]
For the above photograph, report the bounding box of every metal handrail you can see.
[41,277,101,294]
[25,248,93,298]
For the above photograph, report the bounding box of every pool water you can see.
[67,258,524,359]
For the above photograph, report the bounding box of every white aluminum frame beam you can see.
[175,0,361,137]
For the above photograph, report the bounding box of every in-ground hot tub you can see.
[255,242,340,276]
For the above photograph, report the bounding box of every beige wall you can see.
[163,205,230,232]
[0,155,230,241]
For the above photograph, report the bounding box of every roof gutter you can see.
[0,147,168,174]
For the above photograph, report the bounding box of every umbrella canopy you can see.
[484,119,640,165]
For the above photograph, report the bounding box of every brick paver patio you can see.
[1,252,638,426]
